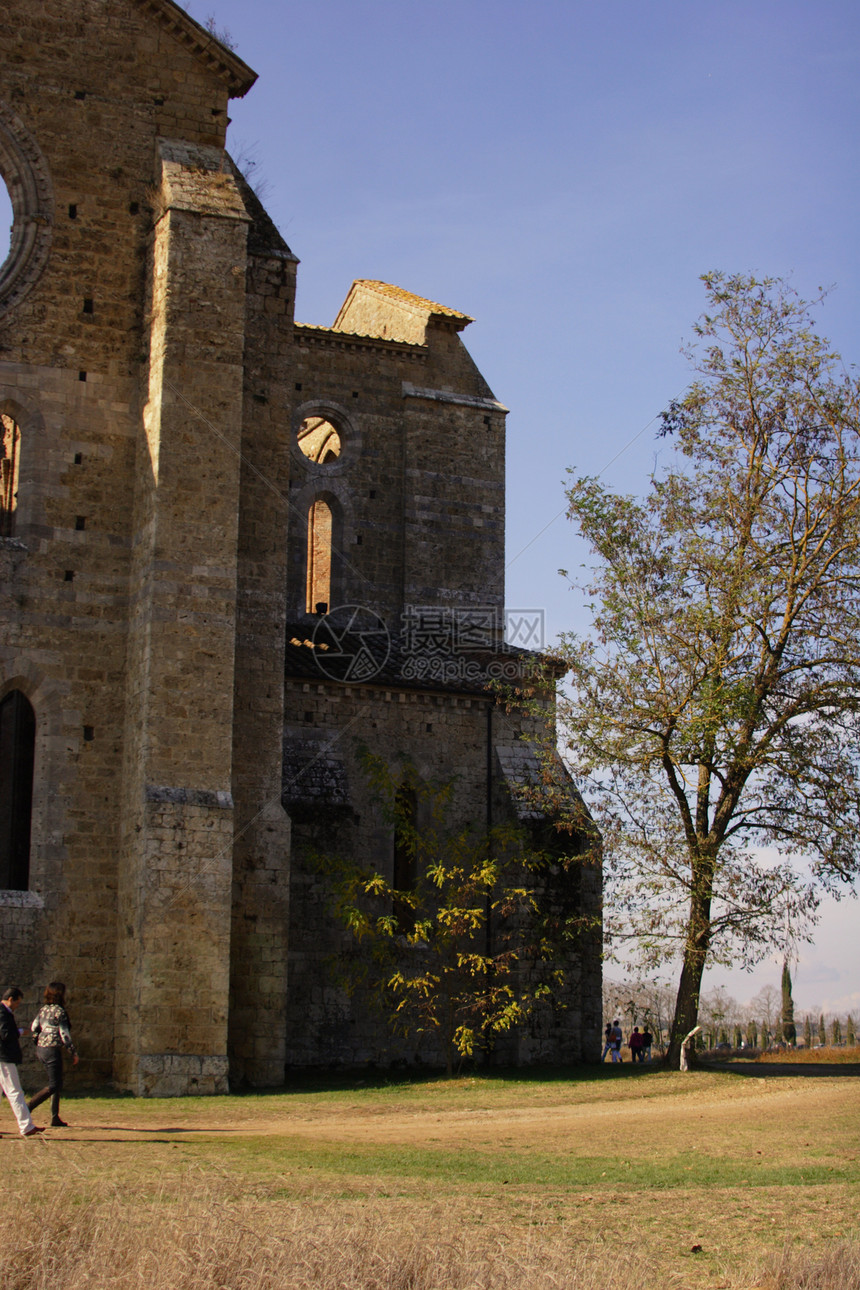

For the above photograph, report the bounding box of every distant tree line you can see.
[603,977,857,1053]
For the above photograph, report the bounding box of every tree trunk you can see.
[666,884,712,1068]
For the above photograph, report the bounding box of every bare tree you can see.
[751,984,780,1045]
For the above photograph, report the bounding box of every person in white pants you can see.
[0,986,43,1137]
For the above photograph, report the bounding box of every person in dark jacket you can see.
[28,981,79,1128]
[0,986,42,1136]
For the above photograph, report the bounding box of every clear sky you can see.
[207,0,857,1015]
[6,0,857,1014]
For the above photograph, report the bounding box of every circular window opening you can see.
[297,415,342,464]
[0,178,12,271]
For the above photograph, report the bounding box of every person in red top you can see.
[629,1026,645,1063]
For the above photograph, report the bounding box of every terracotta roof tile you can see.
[354,280,473,324]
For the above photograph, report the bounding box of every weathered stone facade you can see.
[0,0,601,1094]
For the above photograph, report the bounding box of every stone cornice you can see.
[401,382,508,413]
[293,325,429,361]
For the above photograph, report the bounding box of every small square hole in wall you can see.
[303,711,314,723]
[352,391,359,399]
[295,382,302,392]
[75,516,86,530]
[68,204,77,220]
[369,489,376,499]
[129,201,139,215]
[83,726,94,742]
[426,723,433,733]
[82,298,93,314]
[74,90,86,100]
[355,534,363,545]
[78,371,87,382]
[63,570,74,582]
[74,453,82,464]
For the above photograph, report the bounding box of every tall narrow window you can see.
[0,690,35,890]
[306,497,332,614]
[393,780,418,935]
[1,413,20,537]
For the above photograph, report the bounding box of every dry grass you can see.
[2,1067,858,1288]
[3,1177,858,1290]
[755,1047,860,1065]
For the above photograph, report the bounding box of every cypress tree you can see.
[831,1017,842,1046]
[818,1014,827,1046]
[803,1014,813,1048]
[781,960,797,1045]
[847,1015,856,1047]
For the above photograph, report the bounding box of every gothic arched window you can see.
[1,412,20,536]
[0,689,35,890]
[306,496,333,614]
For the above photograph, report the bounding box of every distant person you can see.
[642,1027,653,1061]
[27,981,79,1128]
[0,986,43,1136]
[629,1026,645,1062]
[610,1019,623,1063]
[601,1023,614,1062]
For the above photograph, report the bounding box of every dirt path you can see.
[18,1067,858,1154]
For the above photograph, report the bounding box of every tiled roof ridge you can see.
[354,280,474,324]
[131,0,257,97]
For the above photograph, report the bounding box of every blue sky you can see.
[206,0,859,1015]
[5,0,857,1013]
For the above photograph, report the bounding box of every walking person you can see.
[610,1018,623,1063]
[27,981,78,1128]
[601,1023,614,1062]
[642,1027,653,1062]
[0,986,43,1137]
[629,1026,645,1063]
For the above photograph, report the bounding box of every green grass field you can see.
[3,1063,859,1288]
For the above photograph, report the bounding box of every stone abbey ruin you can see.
[0,0,601,1094]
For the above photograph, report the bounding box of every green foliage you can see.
[830,1017,842,1046]
[818,1014,827,1045]
[803,1014,813,1048]
[540,273,860,1064]
[847,1014,856,1046]
[314,747,590,1074]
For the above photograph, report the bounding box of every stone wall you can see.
[282,679,601,1070]
[0,0,256,1091]
[0,0,601,1092]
